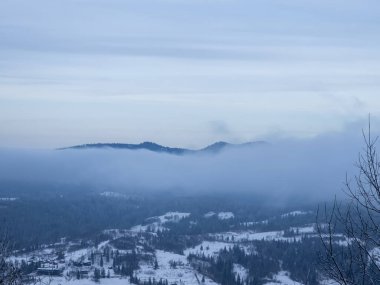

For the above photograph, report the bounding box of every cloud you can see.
[208,120,231,136]
[0,119,376,204]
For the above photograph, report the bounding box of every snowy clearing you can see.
[130,212,190,233]
[135,249,218,285]
[184,241,234,258]
[212,230,303,242]
[264,271,303,285]
[233,263,248,280]
[217,212,234,220]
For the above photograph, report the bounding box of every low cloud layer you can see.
[0,120,375,203]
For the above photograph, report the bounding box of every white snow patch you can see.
[204,211,216,218]
[320,279,340,285]
[265,271,303,285]
[97,240,110,249]
[156,212,191,223]
[130,212,190,233]
[281,211,310,218]
[9,248,56,263]
[370,247,380,265]
[233,264,248,280]
[289,226,315,234]
[241,220,268,226]
[317,233,356,247]
[130,224,166,233]
[0,197,17,201]
[65,248,89,263]
[217,212,234,220]
[46,277,132,285]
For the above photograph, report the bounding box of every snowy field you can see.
[184,241,234,257]
[130,212,190,233]
[135,250,218,285]
[264,271,303,285]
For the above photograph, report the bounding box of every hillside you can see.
[60,141,268,155]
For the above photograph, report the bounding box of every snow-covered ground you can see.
[65,248,89,263]
[317,233,355,246]
[157,212,191,223]
[9,208,333,285]
[130,223,167,233]
[184,241,234,257]
[44,277,132,285]
[281,211,311,218]
[319,279,340,285]
[233,264,248,280]
[290,225,316,234]
[130,212,190,233]
[103,228,141,240]
[9,248,55,263]
[212,230,304,242]
[135,249,218,285]
[264,271,303,285]
[217,212,234,220]
[241,220,269,226]
[204,211,216,218]
[370,247,380,265]
[204,211,234,220]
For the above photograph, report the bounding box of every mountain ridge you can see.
[59,141,268,155]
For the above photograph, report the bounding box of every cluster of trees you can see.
[0,193,156,250]
[110,236,137,251]
[151,229,201,254]
[93,267,109,281]
[18,260,40,276]
[189,239,322,285]
[0,182,300,251]
[0,236,20,285]
[112,250,140,277]
[129,276,170,285]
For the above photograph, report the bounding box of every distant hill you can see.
[61,142,189,155]
[200,141,267,153]
[59,141,267,155]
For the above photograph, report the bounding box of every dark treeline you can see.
[0,182,316,249]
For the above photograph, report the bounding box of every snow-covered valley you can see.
[8,209,340,285]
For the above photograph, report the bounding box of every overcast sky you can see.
[1,0,380,148]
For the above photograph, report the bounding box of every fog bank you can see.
[0,120,374,202]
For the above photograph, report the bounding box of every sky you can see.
[1,0,380,148]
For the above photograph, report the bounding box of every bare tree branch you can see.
[318,118,380,285]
